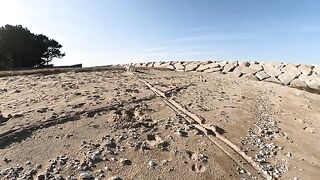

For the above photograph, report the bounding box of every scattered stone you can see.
[157,141,170,150]
[191,163,206,173]
[104,166,111,171]
[13,89,21,93]
[304,127,315,133]
[119,158,132,165]
[0,114,9,123]
[286,152,292,158]
[146,134,156,141]
[36,107,48,113]
[148,160,157,169]
[79,172,94,180]
[108,176,122,180]
[161,159,169,165]
[12,113,24,118]
[3,157,11,163]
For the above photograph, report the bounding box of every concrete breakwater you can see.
[118,61,320,93]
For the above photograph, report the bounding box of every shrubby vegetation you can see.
[0,25,65,70]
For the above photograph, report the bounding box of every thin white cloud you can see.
[144,47,168,53]
[171,33,269,42]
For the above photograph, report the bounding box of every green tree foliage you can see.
[0,25,65,69]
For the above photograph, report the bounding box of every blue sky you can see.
[0,0,319,66]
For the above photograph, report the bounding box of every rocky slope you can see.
[122,61,320,94]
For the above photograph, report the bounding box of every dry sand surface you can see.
[0,69,319,180]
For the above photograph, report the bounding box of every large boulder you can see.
[241,67,259,75]
[306,80,320,90]
[300,74,320,90]
[298,65,313,75]
[248,64,263,71]
[242,74,258,81]
[278,73,297,85]
[203,67,222,73]
[153,62,163,68]
[173,62,185,71]
[277,65,302,85]
[218,61,228,67]
[166,65,175,70]
[222,62,238,74]
[185,63,200,72]
[238,61,250,67]
[159,62,172,68]
[196,63,220,72]
[313,65,320,74]
[289,78,308,89]
[263,64,282,77]
[230,66,243,77]
[255,71,270,80]
[146,62,154,67]
[282,65,302,77]
[264,76,283,85]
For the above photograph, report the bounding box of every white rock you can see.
[166,65,175,70]
[313,65,320,74]
[241,67,259,74]
[263,64,282,77]
[298,65,313,75]
[264,76,283,85]
[255,71,270,80]
[185,63,200,72]
[153,62,163,67]
[242,74,258,81]
[278,73,298,85]
[249,64,263,71]
[173,62,185,71]
[238,61,250,67]
[282,65,302,77]
[222,62,238,74]
[148,160,157,168]
[196,63,220,72]
[203,67,221,73]
[289,78,308,88]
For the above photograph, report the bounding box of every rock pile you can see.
[118,61,320,93]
